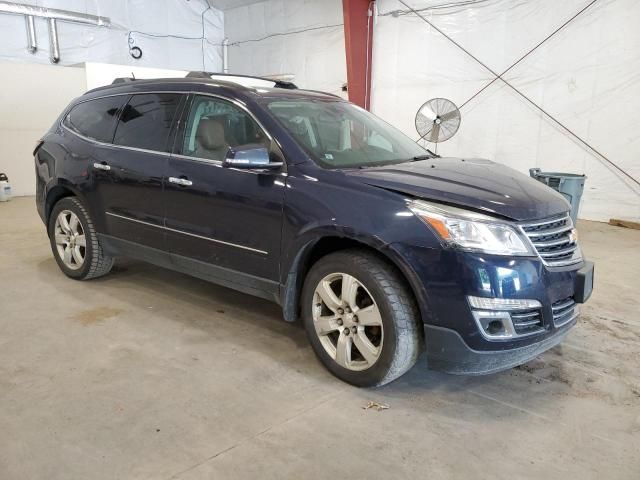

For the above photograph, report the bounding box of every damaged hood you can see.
[344,158,569,221]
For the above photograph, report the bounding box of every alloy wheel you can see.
[54,210,86,270]
[312,272,384,371]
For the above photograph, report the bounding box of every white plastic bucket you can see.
[0,173,12,202]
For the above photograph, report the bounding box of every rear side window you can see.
[113,93,182,152]
[63,95,127,143]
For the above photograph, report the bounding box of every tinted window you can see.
[64,95,127,143]
[114,93,181,151]
[180,95,269,161]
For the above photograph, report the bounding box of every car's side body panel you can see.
[98,234,280,302]
[89,143,169,251]
[163,155,287,281]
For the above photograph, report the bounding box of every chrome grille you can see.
[552,296,578,327]
[510,309,544,335]
[520,214,581,266]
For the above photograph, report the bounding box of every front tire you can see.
[48,197,113,280]
[302,249,421,387]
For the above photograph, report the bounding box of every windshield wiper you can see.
[410,149,439,161]
[409,153,434,162]
[354,152,439,169]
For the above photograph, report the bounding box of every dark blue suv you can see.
[35,73,594,387]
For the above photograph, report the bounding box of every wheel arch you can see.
[281,234,430,327]
[44,182,89,230]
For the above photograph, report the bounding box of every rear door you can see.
[62,93,128,229]
[93,92,184,250]
[164,93,286,294]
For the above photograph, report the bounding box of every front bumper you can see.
[389,243,593,373]
[424,319,574,375]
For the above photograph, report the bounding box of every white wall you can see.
[224,0,347,96]
[372,0,640,222]
[0,62,87,197]
[0,0,225,72]
[84,62,187,90]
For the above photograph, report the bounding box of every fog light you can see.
[487,320,504,335]
[472,310,516,340]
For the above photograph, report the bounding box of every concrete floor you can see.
[0,196,638,479]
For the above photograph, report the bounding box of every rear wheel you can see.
[302,249,421,387]
[48,197,113,280]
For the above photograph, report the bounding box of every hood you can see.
[344,158,569,221]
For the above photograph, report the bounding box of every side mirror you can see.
[223,144,282,170]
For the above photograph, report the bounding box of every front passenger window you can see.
[181,95,269,162]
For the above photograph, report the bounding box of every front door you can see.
[164,94,286,297]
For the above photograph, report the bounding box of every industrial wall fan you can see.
[415,98,461,152]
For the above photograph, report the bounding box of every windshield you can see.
[266,99,430,168]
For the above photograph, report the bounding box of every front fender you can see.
[279,165,441,323]
[279,224,434,325]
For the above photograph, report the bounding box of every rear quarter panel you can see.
[35,126,98,230]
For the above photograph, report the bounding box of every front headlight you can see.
[407,200,533,256]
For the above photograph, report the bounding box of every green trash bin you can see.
[529,168,586,225]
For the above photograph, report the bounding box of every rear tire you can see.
[302,249,421,387]
[48,197,113,280]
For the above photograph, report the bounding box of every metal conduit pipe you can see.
[48,18,60,64]
[222,38,229,73]
[0,1,110,26]
[0,1,111,63]
[25,15,37,53]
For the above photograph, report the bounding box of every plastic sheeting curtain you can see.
[0,0,225,72]
[223,0,347,97]
[371,0,640,222]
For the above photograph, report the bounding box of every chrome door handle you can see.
[168,176,193,186]
[93,162,111,171]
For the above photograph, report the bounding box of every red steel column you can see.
[342,0,373,110]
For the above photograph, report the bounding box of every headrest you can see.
[196,118,226,150]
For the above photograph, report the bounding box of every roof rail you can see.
[111,77,135,84]
[185,71,212,79]
[185,71,298,89]
[271,80,297,90]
